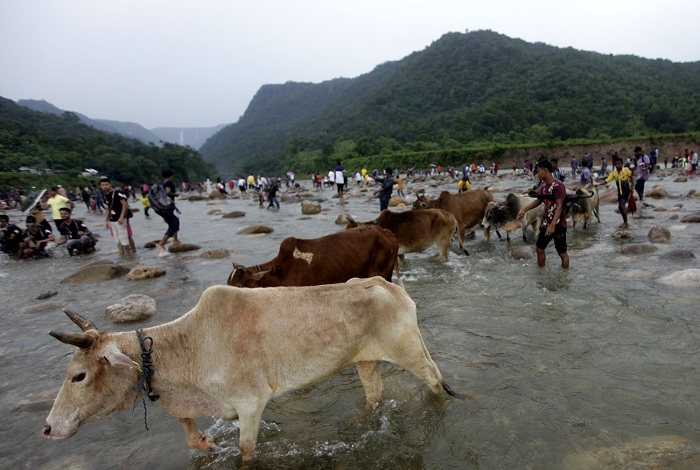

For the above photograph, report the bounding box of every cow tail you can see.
[441,380,466,400]
[394,259,404,289]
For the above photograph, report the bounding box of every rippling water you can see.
[1,172,699,469]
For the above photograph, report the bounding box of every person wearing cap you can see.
[56,207,95,256]
[21,215,55,259]
[45,186,74,231]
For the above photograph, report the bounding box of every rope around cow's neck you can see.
[131,329,159,430]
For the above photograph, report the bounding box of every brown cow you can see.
[43,278,464,460]
[412,189,496,254]
[227,225,400,287]
[346,209,466,261]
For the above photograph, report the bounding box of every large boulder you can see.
[335,213,355,225]
[127,265,166,281]
[301,200,321,215]
[647,225,671,243]
[61,263,129,283]
[105,294,156,323]
[237,224,274,235]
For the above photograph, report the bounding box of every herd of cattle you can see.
[44,185,600,461]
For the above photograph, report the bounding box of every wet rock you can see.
[610,230,634,239]
[673,176,688,182]
[105,294,156,323]
[36,291,58,300]
[127,265,166,280]
[647,186,670,198]
[144,240,161,249]
[19,301,66,314]
[238,224,274,235]
[335,213,355,225]
[301,200,321,215]
[680,214,700,223]
[200,249,230,259]
[658,269,700,286]
[206,200,227,205]
[61,264,129,283]
[620,243,658,255]
[187,195,206,201]
[652,206,667,212]
[207,209,223,215]
[222,211,246,219]
[16,388,59,412]
[168,243,200,253]
[208,191,226,199]
[388,197,409,207]
[659,249,695,260]
[669,214,679,220]
[563,435,695,469]
[647,225,671,243]
[509,245,535,260]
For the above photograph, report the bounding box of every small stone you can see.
[168,243,200,253]
[36,291,58,300]
[238,225,274,235]
[301,200,321,215]
[200,249,231,259]
[647,225,671,243]
[222,211,246,219]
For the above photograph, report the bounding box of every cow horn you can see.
[49,331,97,349]
[63,309,98,332]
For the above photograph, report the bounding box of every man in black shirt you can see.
[56,207,95,255]
[21,215,55,259]
[0,214,24,258]
[154,170,182,256]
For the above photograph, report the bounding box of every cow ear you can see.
[251,270,269,281]
[101,342,135,368]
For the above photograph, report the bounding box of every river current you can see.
[1,170,698,469]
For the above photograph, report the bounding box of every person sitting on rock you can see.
[56,207,95,256]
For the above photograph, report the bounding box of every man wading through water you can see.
[154,170,182,256]
[518,159,569,269]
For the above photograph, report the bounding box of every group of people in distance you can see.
[518,146,653,269]
[1,170,182,260]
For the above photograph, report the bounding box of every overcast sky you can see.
[2,0,698,129]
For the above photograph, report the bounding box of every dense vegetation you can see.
[0,97,217,189]
[200,30,700,176]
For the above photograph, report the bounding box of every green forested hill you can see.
[0,97,216,186]
[200,30,700,176]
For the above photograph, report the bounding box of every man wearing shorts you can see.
[518,159,569,269]
[100,177,136,255]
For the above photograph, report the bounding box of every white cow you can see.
[570,184,600,229]
[43,278,463,460]
[481,193,544,242]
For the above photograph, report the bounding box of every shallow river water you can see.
[1,170,699,469]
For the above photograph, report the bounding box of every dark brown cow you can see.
[227,225,400,287]
[346,209,466,261]
[412,189,496,252]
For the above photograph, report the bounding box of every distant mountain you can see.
[199,30,700,176]
[150,125,228,149]
[16,99,227,148]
